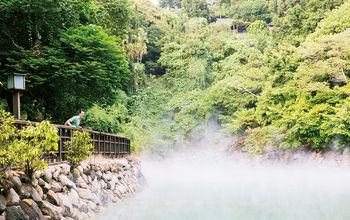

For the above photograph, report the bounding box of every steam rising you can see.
[95,124,350,220]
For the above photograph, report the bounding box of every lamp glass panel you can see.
[8,75,14,89]
[14,75,25,89]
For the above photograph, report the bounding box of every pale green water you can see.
[94,150,350,220]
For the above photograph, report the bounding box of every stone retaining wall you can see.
[0,157,145,220]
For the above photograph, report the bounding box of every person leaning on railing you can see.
[65,110,85,128]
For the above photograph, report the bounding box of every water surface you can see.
[95,148,350,220]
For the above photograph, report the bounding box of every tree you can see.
[94,0,132,37]
[160,0,182,9]
[181,0,209,20]
[236,0,271,23]
[20,121,59,179]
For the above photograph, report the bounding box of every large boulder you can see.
[0,194,6,214]
[68,189,80,207]
[50,181,63,193]
[40,201,63,220]
[10,175,22,192]
[60,164,70,176]
[42,170,52,183]
[75,177,88,189]
[6,188,20,206]
[56,193,73,217]
[58,175,75,189]
[34,185,43,199]
[52,170,60,181]
[19,200,45,220]
[47,190,61,206]
[5,206,29,220]
[76,188,93,201]
[19,185,32,199]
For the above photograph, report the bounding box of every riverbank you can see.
[0,156,145,220]
[227,141,350,167]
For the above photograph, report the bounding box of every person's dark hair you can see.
[79,110,85,114]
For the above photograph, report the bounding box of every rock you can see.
[76,188,93,201]
[58,175,75,189]
[38,178,46,186]
[22,199,32,207]
[96,171,103,179]
[343,147,350,155]
[5,206,29,220]
[6,188,20,206]
[86,201,97,212]
[19,200,45,220]
[79,212,89,220]
[82,174,88,183]
[41,181,51,193]
[56,193,73,217]
[90,170,97,181]
[0,194,6,214]
[88,175,92,183]
[29,200,46,220]
[77,201,89,213]
[73,168,80,178]
[50,181,63,193]
[40,201,63,220]
[83,168,91,176]
[70,207,80,219]
[77,166,83,176]
[1,179,14,191]
[106,182,111,189]
[34,171,41,179]
[47,190,61,206]
[19,184,32,199]
[52,171,60,181]
[60,164,70,176]
[31,178,38,187]
[10,175,22,192]
[43,170,53,183]
[68,189,80,207]
[78,181,88,189]
[101,192,111,205]
[34,185,44,199]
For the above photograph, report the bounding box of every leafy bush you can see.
[20,121,59,179]
[0,110,21,179]
[84,103,129,134]
[66,130,94,171]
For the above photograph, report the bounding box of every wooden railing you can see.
[13,120,130,164]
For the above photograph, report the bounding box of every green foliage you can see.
[160,0,182,9]
[0,0,131,123]
[181,0,209,20]
[20,121,59,178]
[94,0,132,37]
[66,130,94,171]
[85,102,129,133]
[0,110,21,179]
[235,0,271,23]
[0,111,59,179]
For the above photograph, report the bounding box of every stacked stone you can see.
[0,157,145,220]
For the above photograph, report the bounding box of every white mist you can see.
[94,128,350,220]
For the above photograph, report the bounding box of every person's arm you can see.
[65,117,76,127]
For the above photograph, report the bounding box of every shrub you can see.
[66,130,94,171]
[20,120,59,179]
[0,110,21,180]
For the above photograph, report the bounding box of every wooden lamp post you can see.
[8,73,26,120]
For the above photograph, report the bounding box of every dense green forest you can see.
[1,0,349,154]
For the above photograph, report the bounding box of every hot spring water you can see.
[94,145,350,220]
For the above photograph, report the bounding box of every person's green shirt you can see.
[68,116,80,127]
